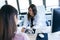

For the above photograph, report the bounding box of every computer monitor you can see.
[52,8,60,33]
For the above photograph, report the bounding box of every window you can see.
[7,0,18,11]
[46,0,59,12]
[0,0,5,8]
[19,0,29,13]
[32,0,43,6]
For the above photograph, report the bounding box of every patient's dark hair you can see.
[28,4,37,20]
[0,5,17,40]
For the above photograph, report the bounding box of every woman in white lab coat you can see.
[23,4,46,30]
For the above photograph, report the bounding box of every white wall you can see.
[0,0,5,8]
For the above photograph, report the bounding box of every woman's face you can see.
[14,15,18,25]
[28,8,34,17]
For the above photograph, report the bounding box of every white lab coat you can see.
[23,5,46,29]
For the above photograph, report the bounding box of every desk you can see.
[48,32,60,40]
[17,27,60,40]
[16,26,51,40]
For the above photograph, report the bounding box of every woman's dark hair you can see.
[0,5,18,40]
[28,4,37,20]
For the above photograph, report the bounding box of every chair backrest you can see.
[36,5,45,17]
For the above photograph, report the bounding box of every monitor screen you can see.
[52,8,60,33]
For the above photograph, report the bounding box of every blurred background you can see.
[0,0,60,40]
[0,0,60,27]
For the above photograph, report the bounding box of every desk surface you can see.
[17,27,60,40]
